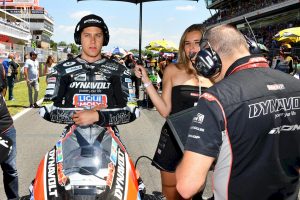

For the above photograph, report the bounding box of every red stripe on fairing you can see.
[201,92,232,200]
[106,127,126,152]
[61,125,77,142]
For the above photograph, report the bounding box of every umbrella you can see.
[145,39,178,52]
[112,47,127,56]
[273,27,300,43]
[77,0,198,59]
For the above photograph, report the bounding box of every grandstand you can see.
[0,0,54,49]
[0,9,31,44]
[203,0,300,57]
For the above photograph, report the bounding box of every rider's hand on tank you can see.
[72,110,99,126]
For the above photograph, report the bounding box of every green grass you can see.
[5,76,47,116]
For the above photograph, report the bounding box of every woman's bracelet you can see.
[143,82,152,88]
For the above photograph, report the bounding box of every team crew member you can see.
[41,14,139,126]
[176,24,300,199]
[0,61,19,199]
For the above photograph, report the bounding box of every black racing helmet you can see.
[74,14,110,46]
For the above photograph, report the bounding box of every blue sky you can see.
[39,0,211,52]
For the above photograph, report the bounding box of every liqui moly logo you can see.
[73,94,107,107]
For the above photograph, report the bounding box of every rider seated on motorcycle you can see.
[40,14,139,127]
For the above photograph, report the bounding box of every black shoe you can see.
[29,104,33,108]
[33,103,40,108]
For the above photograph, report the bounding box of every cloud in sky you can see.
[53,25,75,43]
[70,10,93,20]
[175,5,195,11]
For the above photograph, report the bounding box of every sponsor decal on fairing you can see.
[46,148,58,197]
[106,162,115,189]
[56,140,63,163]
[114,149,126,200]
[110,140,118,166]
[248,96,300,118]
[57,163,68,186]
[73,94,108,107]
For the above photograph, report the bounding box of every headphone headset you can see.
[192,30,261,78]
[193,39,222,78]
[74,14,110,46]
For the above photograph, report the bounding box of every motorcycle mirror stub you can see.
[0,134,13,163]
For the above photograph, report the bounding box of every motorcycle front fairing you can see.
[30,125,141,200]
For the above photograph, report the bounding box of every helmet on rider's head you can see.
[74,14,110,46]
[280,43,292,55]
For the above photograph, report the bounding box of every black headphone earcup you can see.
[74,24,81,45]
[103,34,109,46]
[195,48,222,78]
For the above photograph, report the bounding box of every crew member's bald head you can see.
[204,24,250,58]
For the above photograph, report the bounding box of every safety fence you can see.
[0,41,68,82]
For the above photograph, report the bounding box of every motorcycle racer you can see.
[30,14,144,200]
[41,14,139,127]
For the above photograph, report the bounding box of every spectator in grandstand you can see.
[135,24,213,199]
[24,51,40,108]
[2,53,19,101]
[176,24,300,200]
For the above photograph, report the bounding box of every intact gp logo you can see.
[0,136,9,148]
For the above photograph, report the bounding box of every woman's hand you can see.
[134,65,150,83]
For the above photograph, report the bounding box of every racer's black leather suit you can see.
[41,56,139,126]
